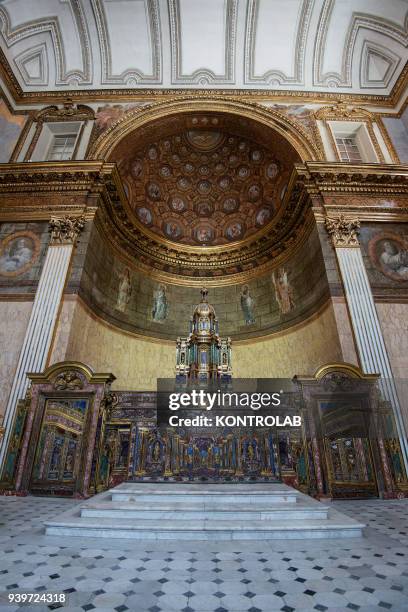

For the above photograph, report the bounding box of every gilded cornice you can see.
[0,161,118,221]
[296,162,408,195]
[1,161,408,285]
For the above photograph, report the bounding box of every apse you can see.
[107,112,299,248]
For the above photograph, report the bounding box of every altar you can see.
[1,287,408,500]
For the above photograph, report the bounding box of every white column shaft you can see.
[0,244,72,467]
[336,247,408,469]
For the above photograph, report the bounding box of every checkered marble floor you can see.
[1,496,408,611]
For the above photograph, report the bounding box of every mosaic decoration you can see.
[0,231,40,277]
[118,123,289,246]
[115,267,132,313]
[79,225,328,341]
[152,284,168,322]
[240,284,256,325]
[271,267,296,315]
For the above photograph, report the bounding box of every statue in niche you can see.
[152,284,168,321]
[272,267,295,314]
[116,267,132,313]
[152,440,161,461]
[240,284,255,325]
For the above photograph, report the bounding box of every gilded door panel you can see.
[30,398,89,495]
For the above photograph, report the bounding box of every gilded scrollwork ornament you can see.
[54,370,84,390]
[49,215,86,245]
[325,214,360,248]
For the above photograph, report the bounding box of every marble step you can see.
[80,502,329,521]
[44,484,365,540]
[45,514,364,540]
[111,487,297,504]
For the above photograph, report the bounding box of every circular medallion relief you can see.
[247,184,262,202]
[147,182,161,200]
[218,176,231,190]
[225,220,245,241]
[0,231,40,277]
[169,195,187,213]
[159,165,172,178]
[198,180,212,194]
[177,177,191,190]
[196,201,213,217]
[255,207,273,227]
[137,207,153,225]
[194,225,214,243]
[368,233,408,282]
[251,150,263,162]
[237,165,250,179]
[266,162,279,179]
[183,162,195,174]
[223,197,239,214]
[163,220,183,240]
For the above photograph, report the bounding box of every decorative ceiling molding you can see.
[90,0,162,85]
[168,0,237,85]
[314,0,408,88]
[0,1,92,86]
[14,43,48,86]
[244,0,313,86]
[0,1,406,103]
[360,40,401,89]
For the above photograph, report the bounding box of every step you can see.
[43,483,365,541]
[111,489,297,504]
[80,502,329,521]
[45,515,364,540]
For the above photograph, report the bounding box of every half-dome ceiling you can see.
[111,113,297,248]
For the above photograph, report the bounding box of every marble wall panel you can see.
[0,300,33,418]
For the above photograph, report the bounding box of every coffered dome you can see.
[110,111,298,250]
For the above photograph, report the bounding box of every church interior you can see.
[1,1,408,611]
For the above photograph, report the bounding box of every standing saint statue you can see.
[240,284,255,324]
[152,284,168,321]
[116,267,132,312]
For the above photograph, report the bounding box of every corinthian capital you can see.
[49,215,85,245]
[325,214,360,248]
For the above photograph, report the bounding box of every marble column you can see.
[326,214,408,471]
[0,215,85,470]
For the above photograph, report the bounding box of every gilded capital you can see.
[325,214,360,248]
[49,215,86,245]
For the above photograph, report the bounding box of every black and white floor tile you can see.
[0,497,408,611]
